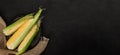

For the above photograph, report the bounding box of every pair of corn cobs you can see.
[3,9,43,55]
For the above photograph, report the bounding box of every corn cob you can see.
[3,13,33,36]
[17,20,40,55]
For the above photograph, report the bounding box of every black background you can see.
[1,0,120,55]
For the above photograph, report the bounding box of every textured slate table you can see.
[0,0,120,55]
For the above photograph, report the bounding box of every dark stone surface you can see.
[0,0,120,55]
